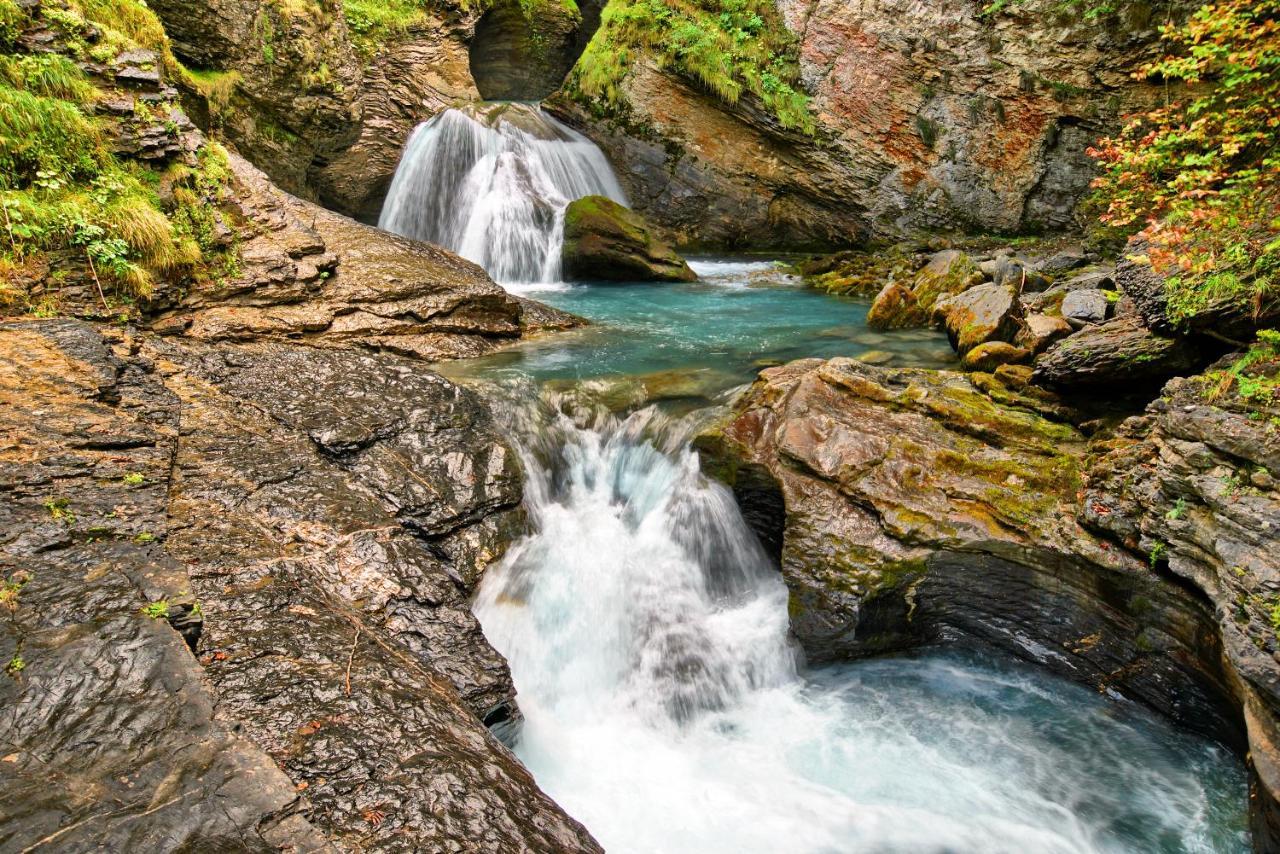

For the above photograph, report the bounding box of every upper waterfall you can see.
[378,103,627,286]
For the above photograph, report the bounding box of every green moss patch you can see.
[565,0,813,133]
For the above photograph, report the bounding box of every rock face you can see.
[561,195,697,282]
[151,152,580,359]
[0,319,602,852]
[314,10,483,220]
[699,356,1278,844]
[554,0,1173,248]
[470,0,585,100]
[1081,352,1280,846]
[152,0,364,198]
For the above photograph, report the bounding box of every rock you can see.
[1081,352,1280,848]
[0,319,602,852]
[1015,312,1072,354]
[550,0,1173,247]
[992,256,1050,293]
[149,0,364,198]
[152,153,548,357]
[471,0,585,100]
[315,7,482,219]
[1033,247,1089,276]
[935,282,1017,355]
[1061,289,1109,328]
[698,355,1275,843]
[856,349,897,365]
[1032,315,1202,387]
[561,195,696,282]
[866,282,928,329]
[961,340,1028,372]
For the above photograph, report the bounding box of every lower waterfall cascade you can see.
[378,102,626,285]
[472,392,1248,854]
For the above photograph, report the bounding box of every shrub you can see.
[1088,0,1280,327]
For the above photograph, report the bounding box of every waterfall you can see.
[473,390,1247,854]
[378,103,627,286]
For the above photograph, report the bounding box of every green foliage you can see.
[0,570,30,610]
[567,0,814,133]
[1164,497,1187,520]
[1148,540,1167,567]
[123,472,145,486]
[1089,0,1280,328]
[141,599,170,619]
[43,497,73,523]
[1201,328,1280,407]
[5,653,23,676]
[0,0,236,313]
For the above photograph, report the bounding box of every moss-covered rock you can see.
[961,340,1029,372]
[561,195,696,282]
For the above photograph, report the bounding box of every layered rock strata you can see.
[0,319,602,853]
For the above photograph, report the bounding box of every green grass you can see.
[0,0,236,314]
[566,0,814,133]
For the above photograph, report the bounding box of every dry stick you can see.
[84,250,109,310]
[344,624,361,696]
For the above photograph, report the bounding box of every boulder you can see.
[935,282,1017,355]
[992,256,1050,292]
[866,282,928,329]
[1032,315,1202,387]
[1015,312,1072,354]
[1061,288,1108,328]
[961,340,1029,372]
[561,196,696,282]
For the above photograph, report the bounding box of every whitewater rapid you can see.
[473,398,1246,854]
[378,103,625,285]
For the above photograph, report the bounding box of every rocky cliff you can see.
[552,0,1179,248]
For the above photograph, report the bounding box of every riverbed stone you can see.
[561,195,697,282]
[935,282,1018,355]
[1061,289,1109,328]
[867,282,928,329]
[1015,312,1072,354]
[961,340,1029,372]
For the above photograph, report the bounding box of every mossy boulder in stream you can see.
[561,196,697,282]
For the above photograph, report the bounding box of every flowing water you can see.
[472,390,1248,854]
[379,110,1250,852]
[379,102,625,284]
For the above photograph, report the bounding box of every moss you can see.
[565,0,814,133]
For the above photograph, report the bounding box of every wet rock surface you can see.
[700,353,1280,847]
[152,153,576,360]
[0,319,602,853]
[1082,354,1280,846]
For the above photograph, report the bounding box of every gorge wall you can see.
[551,0,1180,248]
